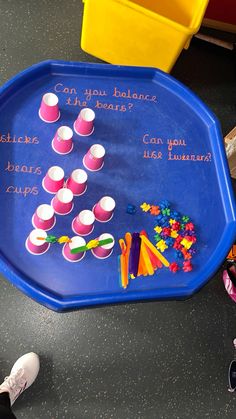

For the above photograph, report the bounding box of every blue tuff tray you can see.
[0,60,235,311]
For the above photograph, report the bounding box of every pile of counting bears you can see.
[140,200,196,273]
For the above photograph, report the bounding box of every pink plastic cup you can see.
[93,196,116,222]
[83,144,105,172]
[72,210,95,236]
[25,228,50,255]
[42,166,65,194]
[66,169,88,196]
[51,188,74,215]
[74,108,95,136]
[32,204,56,231]
[39,93,60,123]
[52,126,73,155]
[91,233,115,259]
[62,236,86,263]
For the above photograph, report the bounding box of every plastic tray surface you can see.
[0,60,235,311]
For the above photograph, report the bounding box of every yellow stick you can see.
[140,235,170,267]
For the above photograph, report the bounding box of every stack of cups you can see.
[25,229,50,255]
[42,166,65,194]
[39,93,60,123]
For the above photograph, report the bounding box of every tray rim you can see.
[0,59,235,311]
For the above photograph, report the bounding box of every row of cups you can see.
[27,191,116,261]
[32,195,116,233]
[39,92,95,137]
[42,166,88,197]
[53,129,105,171]
[51,126,105,171]
[41,165,116,222]
[26,228,115,262]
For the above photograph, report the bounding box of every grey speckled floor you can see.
[0,1,236,418]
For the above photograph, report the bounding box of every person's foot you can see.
[0,352,40,405]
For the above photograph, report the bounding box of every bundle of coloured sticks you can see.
[118,230,170,289]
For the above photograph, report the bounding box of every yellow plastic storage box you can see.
[81,0,209,72]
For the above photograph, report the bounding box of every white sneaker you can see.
[0,352,40,405]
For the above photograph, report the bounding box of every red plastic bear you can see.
[169,262,179,273]
[183,260,193,272]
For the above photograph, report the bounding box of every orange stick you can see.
[140,235,170,267]
[119,239,128,289]
[140,237,154,276]
[120,254,127,289]
[140,230,162,269]
[137,246,148,276]
[124,233,132,281]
